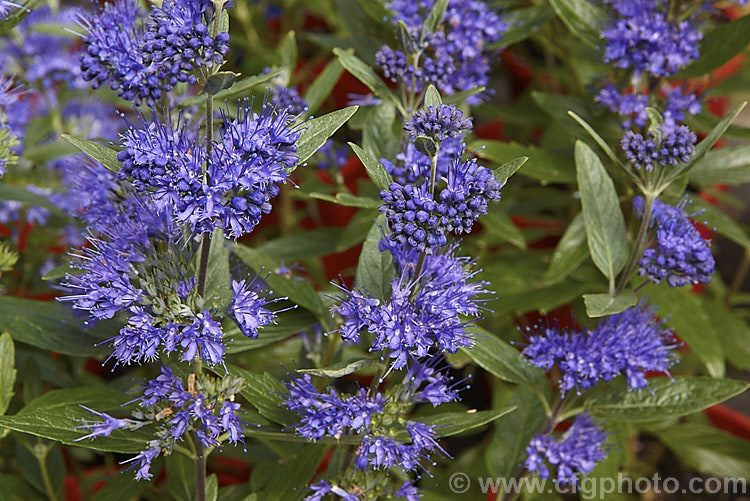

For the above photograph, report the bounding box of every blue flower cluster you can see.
[595,0,705,129]
[602,2,701,77]
[596,84,702,131]
[79,0,230,104]
[271,82,308,116]
[142,0,230,88]
[524,414,608,485]
[620,124,696,171]
[0,6,85,90]
[523,302,677,394]
[405,104,472,143]
[306,479,419,501]
[381,137,463,185]
[47,156,123,234]
[284,360,458,473]
[61,197,278,367]
[634,197,715,287]
[77,366,245,480]
[378,0,507,104]
[380,154,501,253]
[334,242,489,368]
[379,104,500,253]
[117,99,300,238]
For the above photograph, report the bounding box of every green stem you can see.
[37,448,58,501]
[616,192,656,294]
[194,440,207,501]
[726,248,750,306]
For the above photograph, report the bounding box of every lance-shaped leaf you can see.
[575,141,629,290]
[294,106,359,168]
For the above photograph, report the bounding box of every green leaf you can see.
[462,326,545,387]
[23,140,79,163]
[707,302,750,372]
[332,48,401,110]
[677,15,750,78]
[0,183,65,218]
[61,135,121,173]
[295,106,359,167]
[485,386,546,495]
[666,102,747,184]
[0,297,109,356]
[299,357,381,378]
[257,446,327,501]
[254,227,344,261]
[167,453,195,501]
[91,468,152,501]
[178,70,281,108]
[279,31,297,81]
[226,308,318,354]
[349,142,393,190]
[401,407,516,440]
[362,102,398,160]
[549,0,607,48]
[207,475,219,501]
[203,71,240,95]
[689,144,750,186]
[585,376,748,421]
[0,388,153,453]
[355,215,395,301]
[544,214,589,283]
[227,366,298,427]
[442,86,486,105]
[424,0,448,34]
[688,195,750,251]
[0,0,42,36]
[473,140,575,184]
[646,284,725,378]
[424,85,442,107]
[567,111,625,169]
[0,333,16,416]
[0,474,44,501]
[495,5,555,48]
[657,423,750,479]
[308,192,381,209]
[575,141,629,289]
[41,261,77,281]
[203,229,232,309]
[583,290,637,318]
[483,210,526,249]
[303,59,344,113]
[232,245,327,323]
[493,156,528,186]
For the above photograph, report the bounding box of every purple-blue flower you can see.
[334,243,489,368]
[1,6,86,90]
[117,99,300,238]
[524,414,608,485]
[405,104,472,143]
[602,8,702,77]
[379,154,501,254]
[385,0,507,104]
[75,406,138,441]
[523,302,678,394]
[228,278,277,339]
[634,197,715,287]
[141,0,230,87]
[621,124,696,171]
[306,480,358,501]
[284,374,385,441]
